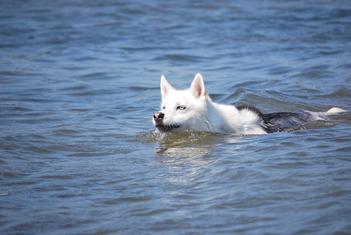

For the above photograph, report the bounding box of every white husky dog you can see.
[153,73,345,135]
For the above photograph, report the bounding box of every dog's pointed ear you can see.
[160,75,174,98]
[190,73,206,98]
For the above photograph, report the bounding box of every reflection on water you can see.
[156,131,216,156]
[139,130,220,157]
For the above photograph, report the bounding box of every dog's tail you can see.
[307,107,347,121]
[325,107,347,115]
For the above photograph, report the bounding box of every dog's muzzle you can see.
[153,112,164,125]
[153,112,180,131]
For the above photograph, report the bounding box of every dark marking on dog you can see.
[261,111,311,133]
[156,124,180,132]
[236,105,312,133]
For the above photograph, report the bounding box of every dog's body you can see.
[153,73,345,135]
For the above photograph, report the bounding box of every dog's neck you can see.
[205,97,239,132]
[205,97,266,134]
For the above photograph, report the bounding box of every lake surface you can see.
[1,0,351,234]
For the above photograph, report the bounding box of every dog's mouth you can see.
[156,124,180,131]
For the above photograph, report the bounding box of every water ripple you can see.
[1,1,351,234]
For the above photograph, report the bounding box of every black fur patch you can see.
[236,105,312,133]
[261,112,310,133]
[156,124,180,132]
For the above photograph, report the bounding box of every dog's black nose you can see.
[153,112,164,125]
[153,112,164,120]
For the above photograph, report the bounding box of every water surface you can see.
[1,1,351,234]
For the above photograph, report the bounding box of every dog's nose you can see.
[153,112,164,123]
[153,112,164,119]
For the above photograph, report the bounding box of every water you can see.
[1,0,351,234]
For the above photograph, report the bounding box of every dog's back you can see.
[261,111,312,133]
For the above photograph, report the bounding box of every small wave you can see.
[153,54,207,63]
[53,129,80,137]
[267,66,292,75]
[128,86,158,91]
[320,88,351,98]
[79,72,112,81]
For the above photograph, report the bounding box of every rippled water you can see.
[1,1,351,234]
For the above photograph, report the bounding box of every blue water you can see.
[1,1,351,234]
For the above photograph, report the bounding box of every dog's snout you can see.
[158,112,164,119]
[154,112,164,120]
[153,112,164,124]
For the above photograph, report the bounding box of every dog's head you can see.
[153,73,210,132]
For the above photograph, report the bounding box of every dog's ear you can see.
[190,73,206,98]
[160,75,174,98]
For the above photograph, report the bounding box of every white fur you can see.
[307,107,347,120]
[326,107,347,114]
[153,73,266,135]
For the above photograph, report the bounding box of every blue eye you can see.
[176,105,186,110]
